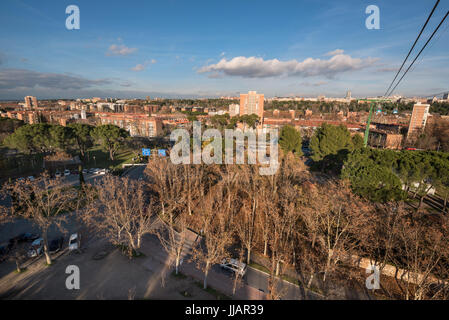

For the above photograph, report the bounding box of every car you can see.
[219,258,247,277]
[27,176,35,182]
[9,233,39,245]
[27,238,44,258]
[64,169,71,176]
[55,171,62,178]
[17,177,25,182]
[68,233,79,251]
[98,169,106,175]
[49,237,64,253]
[88,168,97,174]
[82,169,88,174]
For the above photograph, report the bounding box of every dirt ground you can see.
[0,237,215,300]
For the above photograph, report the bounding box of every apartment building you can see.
[406,103,430,142]
[239,91,264,120]
[98,113,162,137]
[24,96,38,109]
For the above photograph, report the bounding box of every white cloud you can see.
[198,53,378,79]
[130,59,157,72]
[106,44,138,56]
[324,49,344,56]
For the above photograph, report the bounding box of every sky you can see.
[0,0,448,99]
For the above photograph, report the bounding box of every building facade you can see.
[239,91,264,120]
[406,103,430,142]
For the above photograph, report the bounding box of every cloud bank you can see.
[198,51,378,78]
[0,69,111,90]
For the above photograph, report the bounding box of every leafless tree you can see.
[82,175,156,258]
[191,184,235,289]
[1,174,76,265]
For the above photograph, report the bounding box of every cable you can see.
[387,10,449,97]
[384,0,440,97]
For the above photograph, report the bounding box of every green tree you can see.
[342,149,406,202]
[310,124,354,162]
[68,123,94,159]
[92,124,129,161]
[351,134,364,150]
[279,125,303,156]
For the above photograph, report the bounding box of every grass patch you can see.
[14,267,28,274]
[194,281,231,300]
[115,244,145,258]
[84,146,138,171]
[248,262,270,273]
[171,270,188,279]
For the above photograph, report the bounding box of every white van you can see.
[220,258,247,277]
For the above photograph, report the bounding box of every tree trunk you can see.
[264,239,268,256]
[247,247,251,265]
[109,149,115,161]
[204,261,210,289]
[43,232,52,265]
[175,255,180,275]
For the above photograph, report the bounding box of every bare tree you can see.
[192,184,235,289]
[155,208,188,275]
[1,174,75,265]
[82,175,156,258]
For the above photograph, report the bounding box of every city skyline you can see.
[0,0,448,99]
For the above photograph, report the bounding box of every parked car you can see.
[88,168,96,174]
[98,169,106,175]
[27,238,44,258]
[27,176,35,182]
[9,233,39,245]
[49,237,64,253]
[17,177,25,182]
[68,233,79,251]
[64,169,71,176]
[82,169,88,174]
[219,258,247,277]
[55,171,62,178]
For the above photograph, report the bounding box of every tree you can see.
[192,184,235,289]
[68,123,94,159]
[342,149,406,202]
[351,134,364,150]
[1,174,76,265]
[92,124,129,161]
[279,125,303,156]
[82,175,156,258]
[309,123,354,172]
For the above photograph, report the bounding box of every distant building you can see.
[406,103,430,142]
[24,96,38,109]
[81,109,87,120]
[443,93,448,100]
[228,103,240,117]
[239,91,264,120]
[345,90,352,100]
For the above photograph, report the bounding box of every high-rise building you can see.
[407,103,430,142]
[345,90,352,100]
[24,96,38,109]
[239,91,264,120]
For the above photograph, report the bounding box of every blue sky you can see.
[0,0,448,99]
